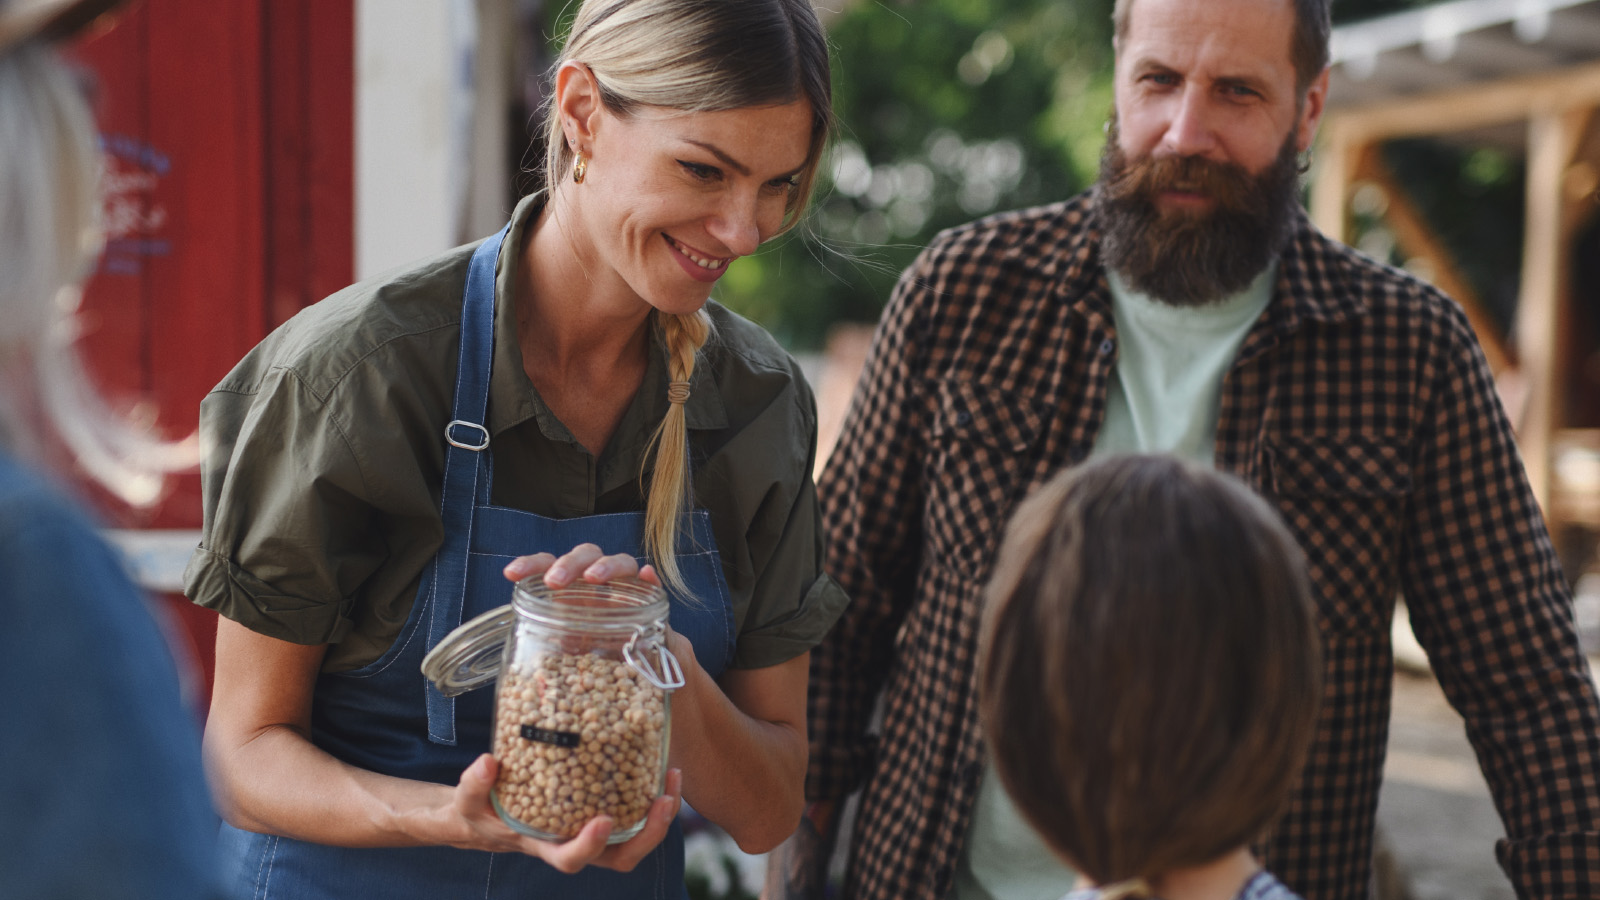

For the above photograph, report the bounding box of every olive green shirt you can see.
[183,193,848,673]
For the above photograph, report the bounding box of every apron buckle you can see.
[445,420,490,451]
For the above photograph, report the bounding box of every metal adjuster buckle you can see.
[445,420,490,451]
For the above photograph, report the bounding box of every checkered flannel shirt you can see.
[808,191,1600,900]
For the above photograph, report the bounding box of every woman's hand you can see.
[504,543,660,589]
[442,753,681,873]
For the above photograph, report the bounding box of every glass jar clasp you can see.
[623,625,686,691]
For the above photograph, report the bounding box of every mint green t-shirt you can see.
[951,263,1276,900]
[1091,264,1277,464]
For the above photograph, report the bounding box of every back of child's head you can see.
[977,454,1322,892]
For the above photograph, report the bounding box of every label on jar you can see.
[520,724,581,748]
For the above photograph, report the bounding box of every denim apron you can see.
[218,224,736,899]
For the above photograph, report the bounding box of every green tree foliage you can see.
[715,0,1117,349]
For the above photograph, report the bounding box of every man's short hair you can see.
[1112,0,1332,92]
[977,455,1323,885]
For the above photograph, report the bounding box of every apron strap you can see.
[426,223,511,745]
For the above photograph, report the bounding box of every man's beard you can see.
[1095,117,1302,308]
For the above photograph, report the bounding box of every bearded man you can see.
[781,0,1600,898]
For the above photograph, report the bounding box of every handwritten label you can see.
[520,725,580,748]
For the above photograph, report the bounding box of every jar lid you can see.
[420,602,515,698]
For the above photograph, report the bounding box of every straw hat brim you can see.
[0,0,128,55]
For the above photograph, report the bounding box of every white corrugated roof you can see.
[1329,0,1600,106]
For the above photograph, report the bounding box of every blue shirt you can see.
[0,454,228,899]
[1062,869,1303,900]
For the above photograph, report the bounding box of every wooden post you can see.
[1517,107,1588,509]
[1310,118,1362,242]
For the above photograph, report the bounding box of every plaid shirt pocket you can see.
[1265,433,1412,637]
[923,379,1048,581]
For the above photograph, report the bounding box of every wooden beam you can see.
[1564,109,1600,236]
[1356,151,1513,375]
[1326,59,1600,146]
[1517,106,1590,509]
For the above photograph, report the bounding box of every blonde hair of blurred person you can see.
[0,4,224,897]
[539,0,831,595]
[0,13,194,506]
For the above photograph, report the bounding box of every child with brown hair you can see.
[978,454,1323,900]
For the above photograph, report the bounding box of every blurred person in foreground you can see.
[0,0,224,897]
[182,0,846,896]
[776,0,1600,898]
[979,454,1321,900]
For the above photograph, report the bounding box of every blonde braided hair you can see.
[0,41,197,504]
[641,308,713,595]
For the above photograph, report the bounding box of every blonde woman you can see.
[183,0,844,895]
[0,0,219,896]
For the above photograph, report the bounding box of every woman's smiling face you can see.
[561,82,814,317]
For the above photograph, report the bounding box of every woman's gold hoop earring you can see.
[573,154,588,184]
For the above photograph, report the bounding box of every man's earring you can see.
[573,153,588,184]
[1297,148,1313,175]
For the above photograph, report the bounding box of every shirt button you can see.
[955,410,972,426]
[1098,338,1116,356]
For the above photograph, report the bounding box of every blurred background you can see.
[56,1,1600,898]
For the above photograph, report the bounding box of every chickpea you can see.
[490,649,666,840]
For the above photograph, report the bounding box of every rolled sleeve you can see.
[184,545,354,645]
[183,364,392,649]
[1497,833,1600,899]
[733,570,850,670]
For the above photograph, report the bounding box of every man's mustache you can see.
[1101,153,1259,213]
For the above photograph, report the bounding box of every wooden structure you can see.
[1312,0,1600,570]
[66,0,354,705]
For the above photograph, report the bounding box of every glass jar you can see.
[422,576,684,843]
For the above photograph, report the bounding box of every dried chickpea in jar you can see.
[422,578,682,843]
[490,651,668,839]
[410,577,683,844]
